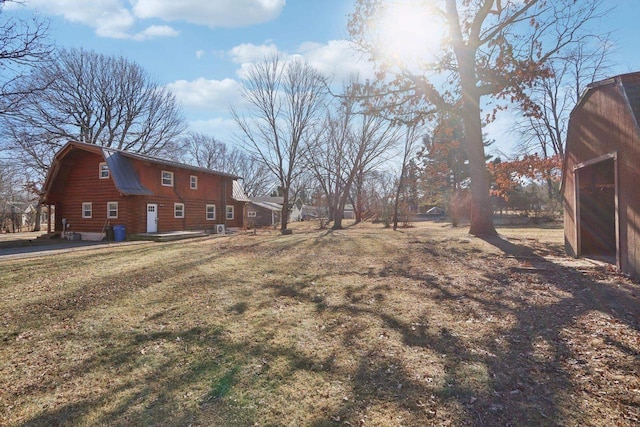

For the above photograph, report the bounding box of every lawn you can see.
[1,221,639,426]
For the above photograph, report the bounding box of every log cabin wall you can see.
[130,162,243,233]
[43,142,245,235]
[52,150,124,234]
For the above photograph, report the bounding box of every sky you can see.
[5,0,640,158]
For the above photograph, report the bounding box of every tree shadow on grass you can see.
[9,231,640,426]
[462,234,640,426]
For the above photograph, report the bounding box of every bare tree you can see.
[0,1,52,118]
[183,132,232,171]
[392,124,421,230]
[1,48,186,179]
[306,83,400,230]
[182,132,271,198]
[232,55,327,232]
[0,160,35,232]
[516,33,613,159]
[350,0,607,236]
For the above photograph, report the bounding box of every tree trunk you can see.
[448,2,497,237]
[353,173,364,224]
[281,188,289,231]
[393,166,407,231]
[332,194,348,230]
[460,89,497,237]
[34,203,42,232]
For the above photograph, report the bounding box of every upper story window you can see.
[190,175,197,190]
[162,170,174,187]
[99,162,109,179]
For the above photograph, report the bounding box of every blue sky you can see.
[5,0,640,157]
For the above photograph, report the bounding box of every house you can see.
[245,196,304,227]
[247,199,282,227]
[42,141,246,239]
[0,202,49,233]
[562,71,640,277]
[425,206,445,219]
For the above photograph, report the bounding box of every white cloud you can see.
[188,117,239,141]
[132,0,285,28]
[166,78,243,111]
[195,50,206,60]
[13,0,179,40]
[297,40,375,83]
[228,43,280,64]
[227,39,375,83]
[132,25,180,41]
[14,0,283,39]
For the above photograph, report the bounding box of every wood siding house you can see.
[42,141,245,238]
[246,201,282,227]
[562,71,640,277]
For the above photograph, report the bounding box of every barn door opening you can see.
[577,157,616,260]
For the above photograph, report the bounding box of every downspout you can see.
[222,177,227,228]
[172,174,187,230]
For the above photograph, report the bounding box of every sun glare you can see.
[375,1,444,67]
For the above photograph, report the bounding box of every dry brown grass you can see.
[1,221,638,426]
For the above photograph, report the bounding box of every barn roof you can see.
[561,71,640,194]
[619,72,640,122]
[43,141,243,201]
[573,71,640,120]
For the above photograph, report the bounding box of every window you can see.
[226,205,234,220]
[99,162,109,179]
[174,203,184,218]
[107,202,118,219]
[190,175,197,189]
[162,171,174,187]
[206,204,216,220]
[248,211,257,218]
[82,202,92,218]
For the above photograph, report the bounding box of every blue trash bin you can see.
[113,225,126,242]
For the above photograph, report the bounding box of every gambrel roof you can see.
[43,141,242,201]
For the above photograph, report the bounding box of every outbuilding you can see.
[562,71,640,277]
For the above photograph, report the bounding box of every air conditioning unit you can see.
[215,224,225,234]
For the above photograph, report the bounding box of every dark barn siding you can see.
[563,72,640,277]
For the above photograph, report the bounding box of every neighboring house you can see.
[562,71,640,277]
[300,205,321,220]
[343,204,355,220]
[247,200,282,227]
[0,202,48,232]
[290,198,303,222]
[246,196,304,227]
[42,141,245,238]
[424,206,445,219]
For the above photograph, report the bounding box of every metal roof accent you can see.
[250,201,283,212]
[232,180,251,202]
[102,150,153,196]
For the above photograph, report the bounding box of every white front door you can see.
[146,203,158,233]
